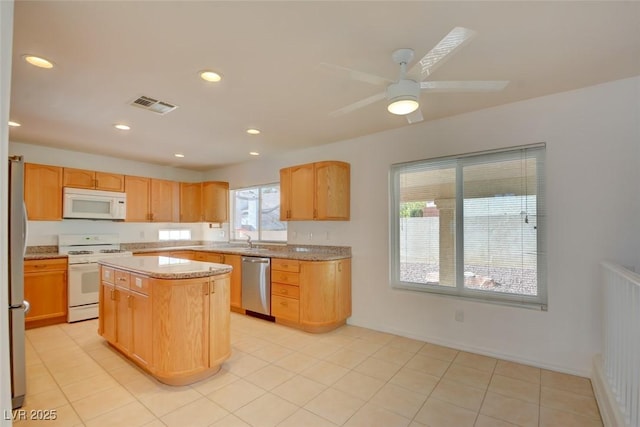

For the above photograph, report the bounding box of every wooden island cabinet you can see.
[99,256,231,385]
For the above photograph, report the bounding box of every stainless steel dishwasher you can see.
[241,256,271,316]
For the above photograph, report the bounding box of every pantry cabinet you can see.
[271,258,351,333]
[63,167,125,192]
[24,258,68,328]
[24,163,63,221]
[280,161,350,221]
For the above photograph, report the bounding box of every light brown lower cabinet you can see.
[99,266,230,385]
[271,258,351,333]
[24,258,68,329]
[194,252,243,313]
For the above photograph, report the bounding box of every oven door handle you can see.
[68,263,99,272]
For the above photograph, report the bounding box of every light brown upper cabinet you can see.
[24,163,63,221]
[180,182,202,222]
[280,161,350,221]
[202,181,229,223]
[180,181,229,223]
[63,167,125,192]
[125,176,179,222]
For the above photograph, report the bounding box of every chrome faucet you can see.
[245,233,254,249]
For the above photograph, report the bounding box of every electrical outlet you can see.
[455,309,464,322]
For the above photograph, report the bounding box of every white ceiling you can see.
[9,1,640,171]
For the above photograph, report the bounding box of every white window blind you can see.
[390,144,546,309]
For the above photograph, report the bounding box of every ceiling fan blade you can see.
[329,92,387,117]
[405,108,424,124]
[409,27,477,80]
[320,63,392,86]
[420,80,509,92]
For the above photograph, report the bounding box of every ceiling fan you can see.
[325,27,509,124]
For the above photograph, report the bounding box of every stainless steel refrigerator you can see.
[8,155,28,409]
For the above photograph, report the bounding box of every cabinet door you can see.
[96,172,125,192]
[115,287,131,353]
[153,280,209,375]
[24,163,63,220]
[222,254,242,309]
[130,291,152,367]
[63,168,95,189]
[299,261,337,325]
[315,161,350,220]
[125,176,150,222]
[336,259,352,319]
[99,283,117,342]
[202,181,229,223]
[180,182,202,222]
[279,168,291,221]
[24,269,67,323]
[151,179,179,222]
[288,163,315,220]
[209,275,231,366]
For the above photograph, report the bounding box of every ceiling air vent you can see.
[130,95,178,115]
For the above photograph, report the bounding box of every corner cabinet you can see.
[179,181,229,223]
[24,163,63,221]
[271,258,351,333]
[280,161,350,221]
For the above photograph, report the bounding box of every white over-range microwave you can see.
[63,187,127,220]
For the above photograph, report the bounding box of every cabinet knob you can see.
[280,301,287,307]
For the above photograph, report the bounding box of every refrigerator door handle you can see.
[22,201,28,257]
[8,301,30,313]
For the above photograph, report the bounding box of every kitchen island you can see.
[98,256,232,386]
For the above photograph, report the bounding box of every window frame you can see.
[389,144,547,310]
[230,182,287,243]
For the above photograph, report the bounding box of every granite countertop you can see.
[99,256,232,280]
[25,242,352,261]
[129,243,351,261]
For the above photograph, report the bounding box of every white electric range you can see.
[58,234,132,322]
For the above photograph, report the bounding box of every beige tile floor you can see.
[14,313,603,427]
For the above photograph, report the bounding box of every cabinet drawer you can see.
[129,274,150,295]
[272,283,300,299]
[114,270,130,288]
[271,295,299,323]
[272,258,300,273]
[24,258,67,272]
[101,267,115,283]
[272,270,299,286]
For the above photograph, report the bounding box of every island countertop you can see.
[98,256,232,279]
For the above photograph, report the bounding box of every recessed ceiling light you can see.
[8,121,21,127]
[249,152,260,156]
[114,124,130,131]
[174,153,185,158]
[246,128,261,135]
[23,55,54,69]
[199,70,222,83]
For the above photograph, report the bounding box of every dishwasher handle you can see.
[242,257,270,263]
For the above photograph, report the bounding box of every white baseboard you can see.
[592,354,628,427]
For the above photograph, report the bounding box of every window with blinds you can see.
[390,144,546,309]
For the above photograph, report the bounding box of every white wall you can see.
[206,76,640,376]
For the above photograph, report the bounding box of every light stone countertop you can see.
[98,256,232,280]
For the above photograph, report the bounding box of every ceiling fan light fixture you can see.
[387,98,419,115]
[386,79,420,115]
